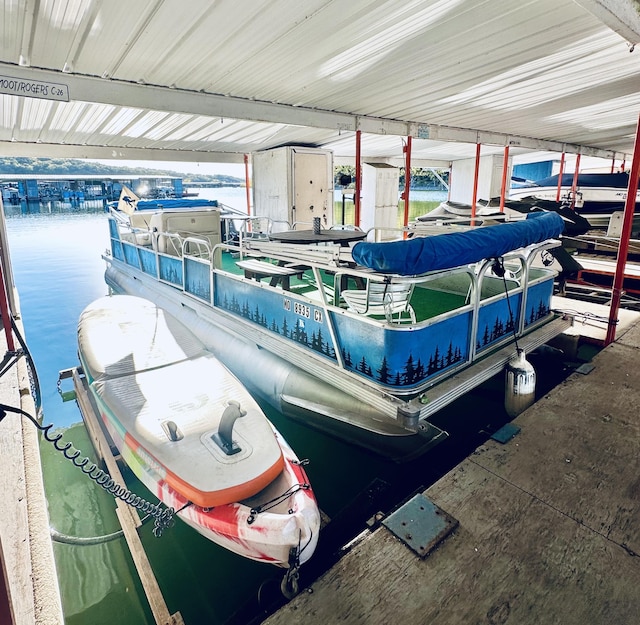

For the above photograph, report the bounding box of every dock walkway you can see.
[265,318,640,624]
[0,317,63,625]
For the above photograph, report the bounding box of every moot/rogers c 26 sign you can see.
[0,75,69,101]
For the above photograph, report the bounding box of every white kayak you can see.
[78,294,320,568]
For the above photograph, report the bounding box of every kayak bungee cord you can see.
[247,481,311,523]
[0,402,175,537]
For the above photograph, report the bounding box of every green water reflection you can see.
[39,407,386,625]
[42,424,152,625]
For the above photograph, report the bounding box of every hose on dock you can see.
[50,526,124,546]
[0,318,175,537]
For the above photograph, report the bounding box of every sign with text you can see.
[0,75,69,101]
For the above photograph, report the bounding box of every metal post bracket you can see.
[382,493,458,558]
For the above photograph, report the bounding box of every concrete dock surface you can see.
[265,318,640,625]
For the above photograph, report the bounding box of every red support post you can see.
[244,154,251,216]
[556,152,566,202]
[402,135,412,226]
[0,260,15,353]
[570,153,581,210]
[471,142,481,224]
[605,112,640,345]
[354,130,362,227]
[499,145,510,213]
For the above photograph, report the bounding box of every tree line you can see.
[0,157,449,190]
[0,157,242,185]
[334,165,448,189]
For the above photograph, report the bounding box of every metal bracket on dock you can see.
[57,367,78,402]
[491,423,520,445]
[490,423,521,444]
[382,493,458,558]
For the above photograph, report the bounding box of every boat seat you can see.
[342,280,416,324]
[236,258,304,289]
[128,212,153,245]
[150,210,222,257]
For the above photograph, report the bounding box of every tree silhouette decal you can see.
[217,275,552,390]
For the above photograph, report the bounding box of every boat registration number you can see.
[284,298,323,323]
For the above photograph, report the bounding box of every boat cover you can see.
[136,198,219,210]
[531,171,629,189]
[351,211,565,275]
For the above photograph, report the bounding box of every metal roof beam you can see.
[574,0,640,45]
[334,155,452,168]
[0,63,624,161]
[0,140,246,163]
[414,124,617,159]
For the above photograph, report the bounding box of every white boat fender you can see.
[504,349,536,418]
[211,399,247,455]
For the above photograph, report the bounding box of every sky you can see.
[86,159,246,178]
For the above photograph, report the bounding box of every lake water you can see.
[3,189,570,624]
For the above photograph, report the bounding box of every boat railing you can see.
[240,239,350,267]
[362,225,407,242]
[155,231,187,257]
[227,235,559,317]
[223,216,292,258]
[182,235,215,260]
[217,202,247,217]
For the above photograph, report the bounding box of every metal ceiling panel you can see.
[0,0,639,166]
[0,95,18,141]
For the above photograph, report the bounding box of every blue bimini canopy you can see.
[351,212,565,276]
[136,198,219,210]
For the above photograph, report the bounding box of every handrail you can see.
[182,235,213,260]
[154,231,184,256]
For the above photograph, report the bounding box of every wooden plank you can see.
[71,368,184,625]
[115,507,183,625]
[264,320,640,625]
[0,409,34,625]
[71,368,140,529]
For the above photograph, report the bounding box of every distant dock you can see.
[265,314,640,624]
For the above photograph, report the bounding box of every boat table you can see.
[268,229,368,297]
[268,229,367,246]
[236,258,304,289]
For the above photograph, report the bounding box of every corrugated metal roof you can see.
[0,0,639,166]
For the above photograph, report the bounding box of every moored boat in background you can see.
[417,196,592,237]
[509,171,640,221]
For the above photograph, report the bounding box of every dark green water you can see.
[4,197,579,624]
